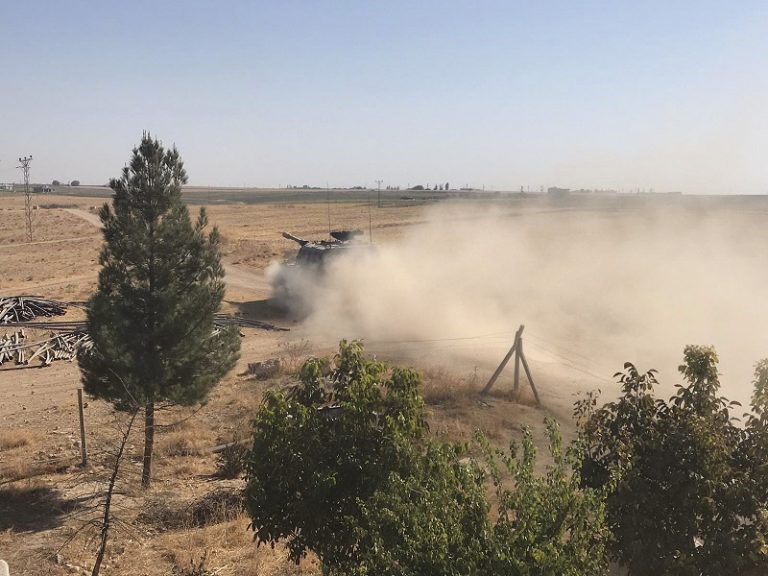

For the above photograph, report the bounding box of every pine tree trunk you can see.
[141,402,154,489]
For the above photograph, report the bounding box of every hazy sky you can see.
[2,1,767,193]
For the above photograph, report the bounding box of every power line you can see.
[523,340,613,384]
[365,330,516,345]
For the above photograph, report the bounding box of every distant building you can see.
[547,187,570,197]
[0,183,12,191]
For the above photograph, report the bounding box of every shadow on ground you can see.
[0,483,79,532]
[231,298,297,326]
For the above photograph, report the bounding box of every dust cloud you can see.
[272,199,768,407]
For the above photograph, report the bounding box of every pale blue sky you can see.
[1,1,767,192]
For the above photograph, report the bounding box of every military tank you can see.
[281,229,368,268]
[272,230,371,314]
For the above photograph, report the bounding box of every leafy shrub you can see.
[246,340,609,575]
[349,441,491,576]
[245,340,427,565]
[348,422,609,576]
[576,346,768,575]
[483,420,609,576]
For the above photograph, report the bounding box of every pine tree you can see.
[80,133,240,488]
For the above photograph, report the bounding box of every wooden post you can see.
[481,342,516,395]
[480,325,540,405]
[513,326,524,393]
[481,325,524,396]
[518,338,541,405]
[77,389,87,467]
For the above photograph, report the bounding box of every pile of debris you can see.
[30,330,93,365]
[247,358,281,380]
[0,297,67,324]
[0,314,287,369]
[0,328,92,367]
[0,329,28,364]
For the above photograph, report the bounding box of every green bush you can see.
[483,420,609,576]
[244,340,427,565]
[349,441,491,576]
[576,346,768,575]
[348,421,609,576]
[245,341,610,574]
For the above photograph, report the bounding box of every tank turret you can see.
[282,230,366,267]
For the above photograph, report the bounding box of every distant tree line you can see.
[408,182,451,191]
[283,183,453,191]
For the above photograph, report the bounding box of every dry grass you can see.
[0,527,68,576]
[0,480,75,535]
[137,488,243,532]
[421,367,481,406]
[0,428,30,451]
[158,431,211,458]
[277,339,313,373]
[159,515,318,576]
[0,459,32,482]
[54,515,319,576]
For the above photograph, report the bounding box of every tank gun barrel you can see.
[282,231,309,246]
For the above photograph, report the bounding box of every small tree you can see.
[52,179,61,186]
[71,179,80,186]
[576,347,768,575]
[350,441,492,576]
[245,340,427,566]
[80,133,240,488]
[483,421,609,576]
[351,422,609,576]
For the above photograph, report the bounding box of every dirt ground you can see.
[2,190,766,575]
[0,193,553,576]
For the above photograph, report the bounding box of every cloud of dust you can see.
[271,200,768,407]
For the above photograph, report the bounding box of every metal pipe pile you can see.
[0,314,286,368]
[0,329,92,366]
[0,297,68,323]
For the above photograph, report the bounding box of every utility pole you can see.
[368,187,373,243]
[375,179,383,208]
[18,155,33,242]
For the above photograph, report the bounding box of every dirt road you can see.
[63,208,102,228]
[64,209,270,298]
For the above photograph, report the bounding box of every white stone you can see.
[0,558,10,576]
